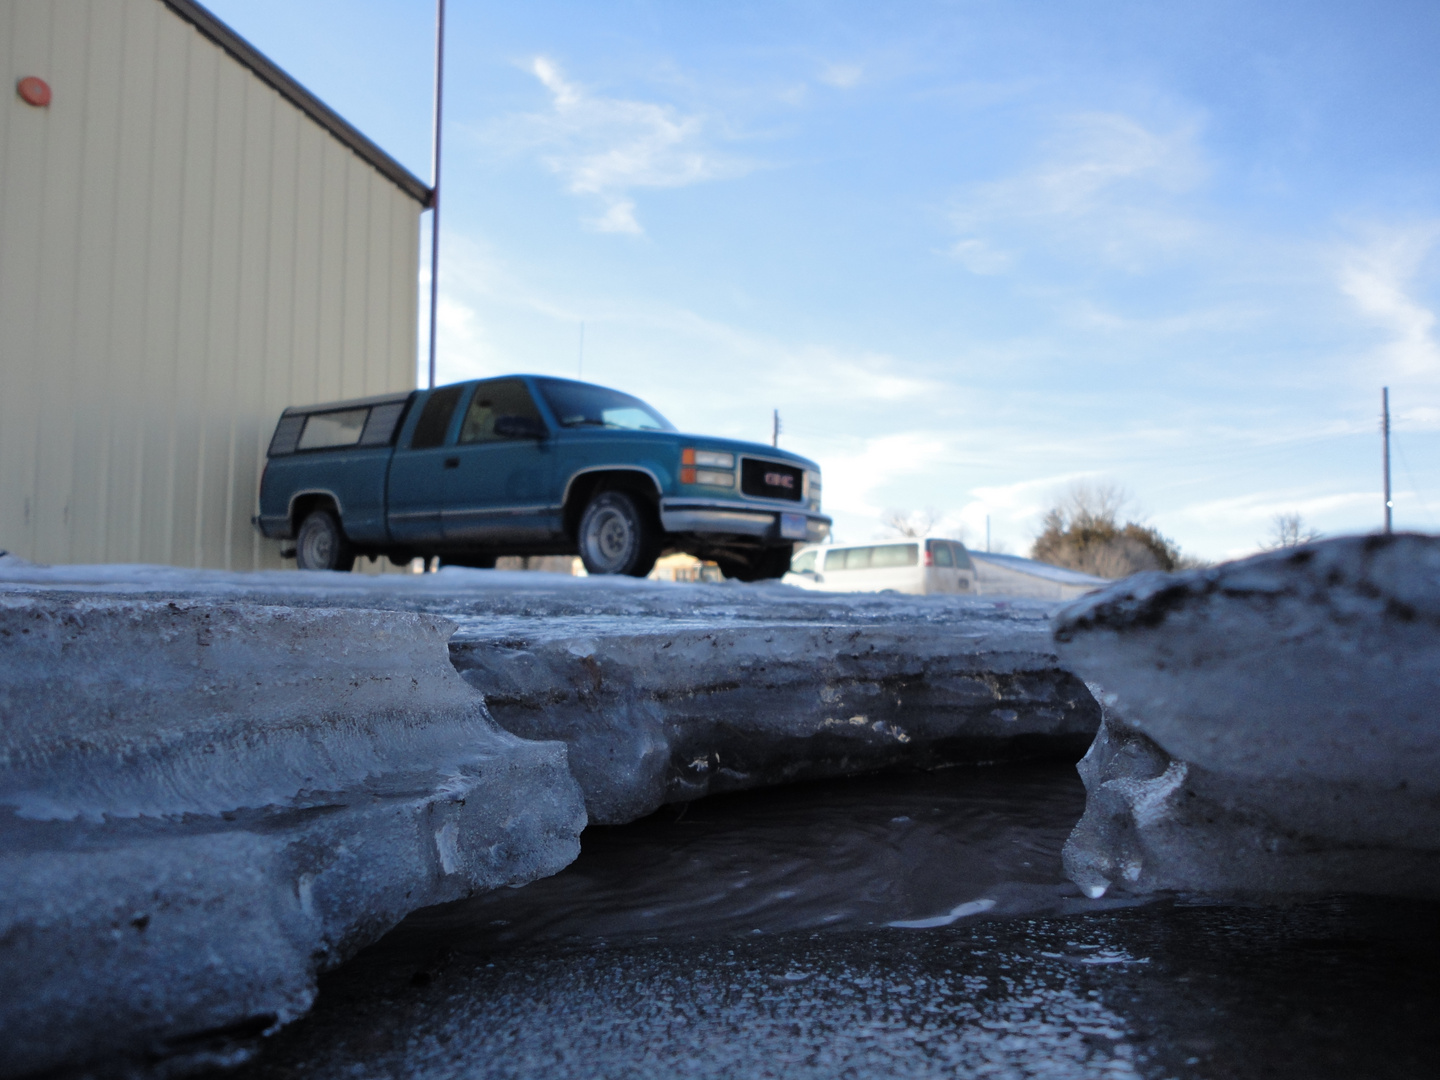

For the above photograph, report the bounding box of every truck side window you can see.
[297,408,369,451]
[359,401,407,446]
[410,385,465,449]
[459,379,543,444]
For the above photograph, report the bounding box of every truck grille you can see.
[740,458,804,502]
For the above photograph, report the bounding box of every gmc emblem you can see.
[764,472,794,489]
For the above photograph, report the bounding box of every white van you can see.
[783,538,976,595]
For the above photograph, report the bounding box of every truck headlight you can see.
[682,448,735,469]
[806,470,822,505]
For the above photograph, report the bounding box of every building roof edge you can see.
[161,0,433,207]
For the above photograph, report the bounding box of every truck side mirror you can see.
[494,415,546,439]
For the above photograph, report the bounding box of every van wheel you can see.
[295,509,355,572]
[578,491,658,577]
[716,547,792,582]
[440,553,497,569]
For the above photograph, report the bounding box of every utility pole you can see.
[1383,386,1393,534]
[986,515,991,553]
[426,0,446,390]
[771,409,781,448]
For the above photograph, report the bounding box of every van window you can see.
[872,543,918,568]
[410,385,465,449]
[825,546,865,571]
[459,379,543,443]
[952,542,974,570]
[791,550,817,573]
[297,408,368,450]
[930,540,954,567]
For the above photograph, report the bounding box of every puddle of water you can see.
[227,767,1440,1080]
[385,762,1119,959]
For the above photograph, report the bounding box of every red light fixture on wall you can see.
[17,76,50,107]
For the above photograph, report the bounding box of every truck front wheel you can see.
[295,509,355,572]
[578,491,658,577]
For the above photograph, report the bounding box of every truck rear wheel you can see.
[578,491,658,577]
[295,509,355,572]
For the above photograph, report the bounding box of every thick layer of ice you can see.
[1,559,1100,826]
[1053,534,1440,897]
[452,618,1099,823]
[0,558,1098,1074]
[0,594,585,1077]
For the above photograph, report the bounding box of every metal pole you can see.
[771,409,780,448]
[986,515,991,553]
[1383,386,1393,534]
[426,0,446,390]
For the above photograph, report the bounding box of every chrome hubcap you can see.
[586,508,633,569]
[300,523,333,568]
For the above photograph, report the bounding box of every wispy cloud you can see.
[508,57,752,234]
[819,431,955,519]
[1338,224,1440,378]
[818,62,864,89]
[948,112,1208,272]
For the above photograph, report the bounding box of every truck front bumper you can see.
[659,500,831,545]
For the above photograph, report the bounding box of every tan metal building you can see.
[1,0,429,569]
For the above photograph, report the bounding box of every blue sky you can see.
[207,0,1440,559]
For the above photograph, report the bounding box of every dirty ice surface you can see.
[227,765,1440,1080]
[0,557,1061,628]
[1055,534,1440,898]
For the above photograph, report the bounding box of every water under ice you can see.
[224,765,1440,1080]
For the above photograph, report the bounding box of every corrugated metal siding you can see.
[0,0,421,569]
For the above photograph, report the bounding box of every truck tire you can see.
[578,491,658,577]
[295,509,355,572]
[716,547,792,582]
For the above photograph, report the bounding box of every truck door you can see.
[386,384,466,545]
[442,378,558,545]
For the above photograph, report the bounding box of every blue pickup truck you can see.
[254,375,830,579]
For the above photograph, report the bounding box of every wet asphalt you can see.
[221,765,1440,1080]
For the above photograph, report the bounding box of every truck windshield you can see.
[536,378,676,432]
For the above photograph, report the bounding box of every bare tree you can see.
[1032,480,1198,578]
[1043,480,1132,533]
[1262,512,1322,550]
[881,507,941,538]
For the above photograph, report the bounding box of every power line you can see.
[1392,428,1439,529]
[1383,387,1393,534]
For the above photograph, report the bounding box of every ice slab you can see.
[1053,534,1440,897]
[0,594,585,1077]
[0,559,1101,826]
[450,615,1100,823]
